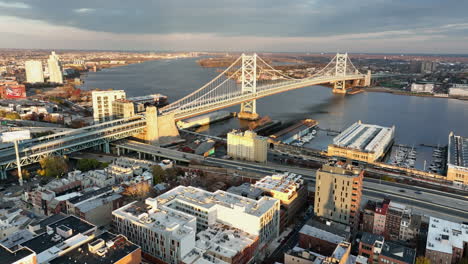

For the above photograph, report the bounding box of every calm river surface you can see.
[80,58,468,167]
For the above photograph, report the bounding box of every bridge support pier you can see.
[239,54,259,120]
[333,80,347,94]
[363,70,372,87]
[146,106,180,145]
[0,168,6,180]
[103,141,110,154]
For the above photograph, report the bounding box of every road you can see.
[113,140,468,223]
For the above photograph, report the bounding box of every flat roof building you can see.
[314,161,363,229]
[25,60,44,83]
[227,130,268,163]
[0,243,36,264]
[91,90,126,123]
[49,232,141,264]
[328,121,395,163]
[447,132,468,185]
[425,217,468,264]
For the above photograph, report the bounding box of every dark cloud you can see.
[1,0,467,37]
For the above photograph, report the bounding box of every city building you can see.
[285,242,356,264]
[269,119,318,144]
[425,217,468,264]
[227,130,268,163]
[410,83,434,93]
[112,99,135,120]
[47,51,63,84]
[253,173,307,230]
[328,121,395,163]
[227,183,264,200]
[113,186,280,263]
[448,84,468,97]
[378,241,416,264]
[25,60,44,83]
[399,213,422,245]
[385,201,409,241]
[112,199,197,264]
[20,215,97,263]
[314,161,363,228]
[298,220,350,256]
[49,232,141,264]
[91,90,126,123]
[358,232,385,264]
[447,132,468,186]
[0,208,34,238]
[0,243,36,264]
[0,84,26,99]
[361,199,390,236]
[421,61,437,73]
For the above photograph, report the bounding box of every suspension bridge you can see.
[0,52,370,177]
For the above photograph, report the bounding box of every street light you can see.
[1,130,31,186]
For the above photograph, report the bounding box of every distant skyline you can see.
[1,0,468,54]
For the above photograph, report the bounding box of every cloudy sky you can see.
[0,0,467,53]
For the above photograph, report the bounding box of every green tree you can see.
[152,165,165,185]
[77,158,105,172]
[415,256,431,264]
[39,156,68,178]
[165,168,178,181]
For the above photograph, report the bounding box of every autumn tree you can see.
[38,156,68,178]
[415,257,431,264]
[123,182,151,198]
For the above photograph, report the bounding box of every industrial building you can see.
[410,83,434,93]
[314,161,363,228]
[91,90,126,123]
[447,132,468,185]
[112,186,280,263]
[227,130,268,163]
[449,84,468,97]
[328,121,395,163]
[25,60,44,83]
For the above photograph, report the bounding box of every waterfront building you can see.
[25,60,44,83]
[269,119,318,144]
[447,132,468,186]
[328,121,395,163]
[253,172,307,230]
[314,161,363,228]
[410,83,434,93]
[47,51,63,84]
[227,130,267,163]
[449,84,468,97]
[425,217,468,264]
[112,99,135,120]
[91,90,126,123]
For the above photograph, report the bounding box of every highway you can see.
[114,140,468,223]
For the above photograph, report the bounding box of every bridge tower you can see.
[333,53,348,94]
[239,54,259,120]
[145,106,179,145]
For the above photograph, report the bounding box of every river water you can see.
[80,58,468,168]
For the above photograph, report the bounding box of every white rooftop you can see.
[157,186,278,217]
[195,224,257,258]
[426,217,468,254]
[254,172,303,197]
[333,121,394,153]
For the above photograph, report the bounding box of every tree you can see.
[4,112,20,120]
[77,158,106,172]
[152,165,165,185]
[38,156,68,178]
[165,168,178,181]
[415,257,431,264]
[459,258,468,264]
[123,182,151,198]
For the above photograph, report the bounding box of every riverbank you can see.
[364,86,468,100]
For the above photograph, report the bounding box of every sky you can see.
[0,0,467,53]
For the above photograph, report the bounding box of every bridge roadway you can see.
[0,117,146,176]
[113,140,468,223]
[167,74,366,120]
